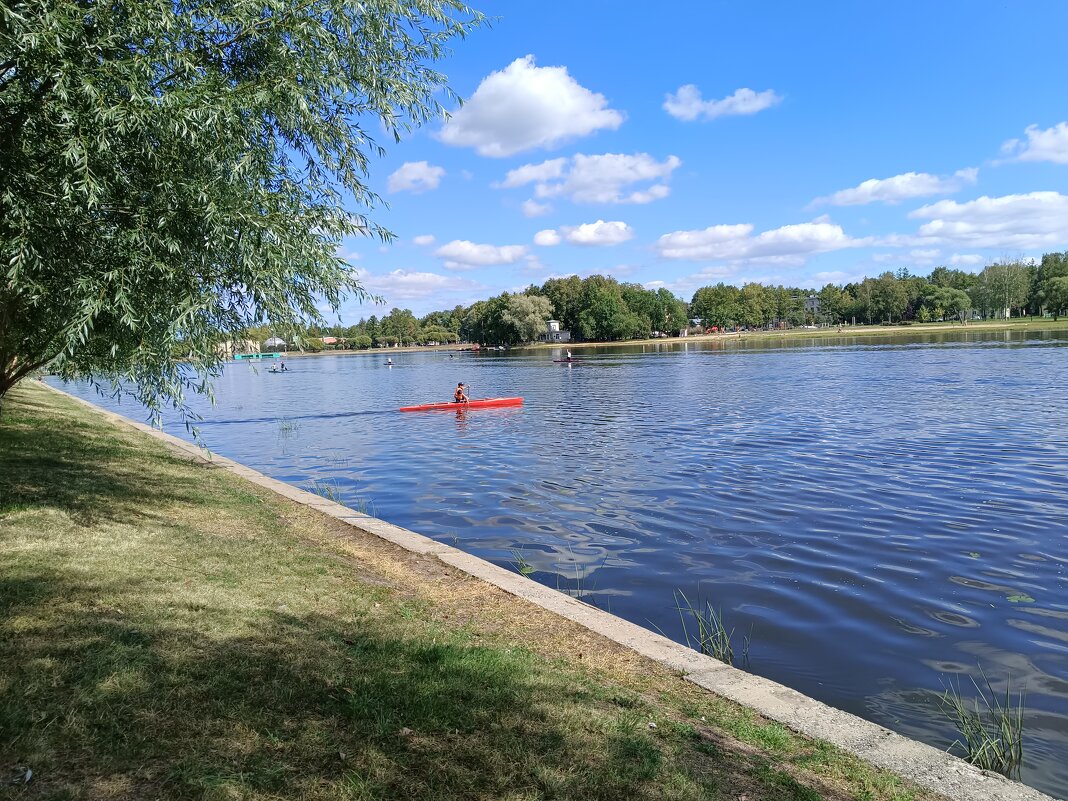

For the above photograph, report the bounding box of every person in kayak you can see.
[454,382,469,403]
[566,349,573,362]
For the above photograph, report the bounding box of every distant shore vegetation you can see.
[248,252,1068,351]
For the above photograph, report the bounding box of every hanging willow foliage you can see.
[0,0,484,415]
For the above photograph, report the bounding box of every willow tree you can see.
[0,0,482,411]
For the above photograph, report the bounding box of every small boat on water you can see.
[399,397,524,412]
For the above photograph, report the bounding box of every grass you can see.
[673,590,752,668]
[510,549,536,576]
[519,315,1068,353]
[0,383,948,801]
[941,671,1025,779]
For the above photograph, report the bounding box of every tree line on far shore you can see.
[249,253,1068,350]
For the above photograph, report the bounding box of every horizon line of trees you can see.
[246,253,1068,350]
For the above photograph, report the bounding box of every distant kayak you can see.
[399,397,524,412]
[552,359,583,363]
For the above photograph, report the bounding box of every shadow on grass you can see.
[0,566,691,800]
[0,391,212,525]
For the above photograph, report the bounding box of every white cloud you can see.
[1001,122,1068,164]
[643,266,737,294]
[807,271,864,286]
[412,234,436,246]
[811,168,978,207]
[387,161,445,194]
[663,85,782,122]
[656,221,863,264]
[909,248,941,264]
[906,191,1068,250]
[533,229,561,246]
[563,220,634,246]
[522,199,553,218]
[949,253,983,266]
[501,152,681,205]
[434,240,528,270]
[356,269,482,301]
[500,159,567,188]
[438,55,623,157]
[522,253,548,272]
[534,220,634,247]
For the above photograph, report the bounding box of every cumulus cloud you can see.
[412,234,436,246]
[434,240,528,270]
[909,248,941,264]
[643,266,737,294]
[355,269,482,301]
[808,271,864,286]
[663,85,782,122]
[522,253,548,272]
[499,159,567,188]
[906,191,1068,250]
[811,168,978,207]
[656,221,863,264]
[387,161,445,193]
[533,229,561,246]
[500,152,681,205]
[1001,122,1068,164]
[522,199,553,218]
[438,55,623,157]
[564,220,634,246]
[949,253,984,266]
[534,220,634,247]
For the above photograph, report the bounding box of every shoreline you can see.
[16,381,1056,801]
[261,318,1068,360]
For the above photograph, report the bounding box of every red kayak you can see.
[399,397,524,412]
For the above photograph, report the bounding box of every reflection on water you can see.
[58,329,1068,798]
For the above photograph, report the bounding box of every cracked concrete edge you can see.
[41,384,1058,801]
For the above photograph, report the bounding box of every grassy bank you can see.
[527,316,1068,352]
[1,384,946,801]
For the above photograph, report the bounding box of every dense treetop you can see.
[273,254,1068,350]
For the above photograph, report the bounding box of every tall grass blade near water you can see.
[940,669,1024,779]
[510,549,536,576]
[673,589,751,667]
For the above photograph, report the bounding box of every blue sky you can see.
[335,1,1068,320]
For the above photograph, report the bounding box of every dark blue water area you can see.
[54,330,1068,798]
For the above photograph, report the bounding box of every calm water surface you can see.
[59,331,1068,798]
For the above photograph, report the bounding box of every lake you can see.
[56,329,1068,798]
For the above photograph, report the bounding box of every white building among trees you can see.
[543,320,571,343]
